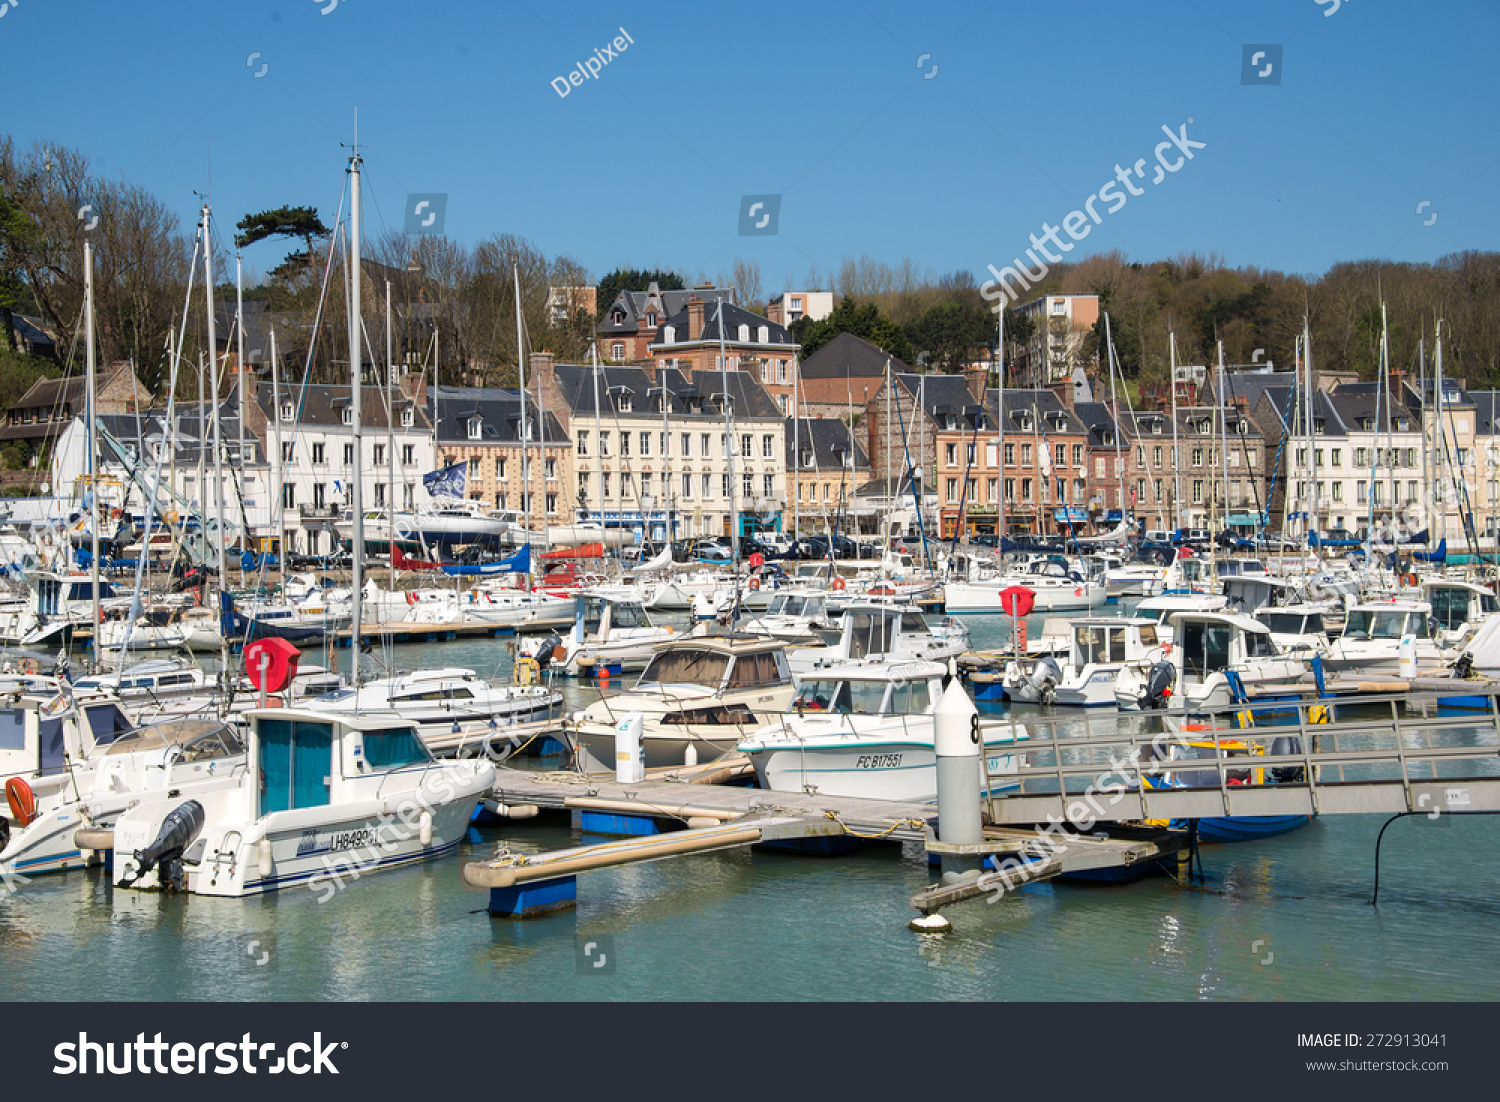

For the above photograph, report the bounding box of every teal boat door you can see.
[258,719,334,815]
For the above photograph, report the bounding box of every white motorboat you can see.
[303,667,560,748]
[741,592,839,645]
[458,584,573,630]
[1421,578,1500,649]
[1132,592,1229,645]
[516,593,676,678]
[1253,604,1334,658]
[1115,610,1307,711]
[1322,599,1455,674]
[74,657,345,723]
[1,713,246,878]
[944,557,1107,614]
[1004,616,1164,706]
[94,611,189,653]
[738,663,1027,802]
[567,633,797,771]
[111,707,494,897]
[787,602,970,676]
[358,500,514,548]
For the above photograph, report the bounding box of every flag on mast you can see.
[422,461,467,498]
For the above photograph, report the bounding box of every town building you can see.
[784,416,868,536]
[648,297,800,414]
[1010,294,1099,388]
[796,332,912,419]
[2,363,151,469]
[530,352,787,543]
[595,282,736,363]
[766,290,834,329]
[429,386,572,524]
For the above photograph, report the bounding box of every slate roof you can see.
[253,382,431,430]
[428,386,569,446]
[1073,401,1122,448]
[549,363,782,420]
[785,417,869,470]
[986,388,1088,435]
[597,282,737,337]
[651,299,796,349]
[798,331,912,379]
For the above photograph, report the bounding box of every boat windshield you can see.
[1345,609,1416,639]
[765,594,789,615]
[637,650,729,689]
[794,679,890,714]
[1258,612,1309,635]
[1074,625,1127,665]
[1244,630,1280,658]
[104,719,243,761]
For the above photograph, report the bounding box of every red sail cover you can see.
[540,542,604,560]
[391,542,441,571]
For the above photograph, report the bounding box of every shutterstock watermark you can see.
[980,119,1207,313]
[551,27,634,99]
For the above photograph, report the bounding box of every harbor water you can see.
[2,612,1498,1001]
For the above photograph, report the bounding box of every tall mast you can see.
[514,262,530,533]
[660,356,673,545]
[202,204,230,677]
[1104,313,1123,531]
[270,328,285,594]
[1169,330,1181,533]
[1420,331,1432,538]
[996,313,1005,554]
[348,150,365,684]
[385,282,396,591]
[717,296,740,569]
[1304,316,1318,549]
[590,340,603,523]
[84,239,101,659]
[791,376,800,541]
[235,250,246,534]
[1218,340,1231,542]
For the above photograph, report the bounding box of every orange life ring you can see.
[406,591,418,606]
[5,777,37,827]
[1402,572,1418,586]
[748,577,761,591]
[832,576,847,591]
[19,659,38,675]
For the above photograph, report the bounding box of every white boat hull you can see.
[943,579,1107,614]
[748,739,1023,803]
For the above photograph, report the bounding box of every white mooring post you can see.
[615,712,645,783]
[934,678,983,883]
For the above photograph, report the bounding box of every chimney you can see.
[962,363,987,402]
[687,298,705,341]
[529,350,567,429]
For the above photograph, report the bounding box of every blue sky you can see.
[3,0,1496,289]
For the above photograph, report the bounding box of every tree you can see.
[904,299,993,374]
[795,295,914,363]
[235,205,330,289]
[595,267,684,316]
[729,258,762,311]
[0,184,38,354]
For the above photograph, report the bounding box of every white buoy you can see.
[910,914,952,934]
[684,742,698,767]
[257,837,273,879]
[614,712,645,783]
[934,677,983,881]
[418,810,433,847]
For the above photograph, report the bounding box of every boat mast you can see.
[716,296,740,574]
[996,313,1005,559]
[1104,313,1123,534]
[270,328,285,594]
[1218,340,1230,544]
[235,250,246,544]
[84,239,101,661]
[385,282,396,592]
[1169,330,1181,534]
[348,149,365,685]
[590,339,603,525]
[659,355,673,545]
[202,204,230,678]
[514,262,530,539]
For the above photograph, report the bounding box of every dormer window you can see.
[646,312,657,326]
[401,408,414,428]
[1361,418,1374,431]
[467,416,482,440]
[800,450,813,466]
[618,393,632,413]
[1398,418,1410,431]
[341,407,353,425]
[944,414,957,430]
[611,309,625,325]
[758,325,769,343]
[280,403,293,421]
[662,325,675,344]
[1017,412,1033,431]
[1151,421,1162,435]
[738,323,750,342]
[1198,419,1211,433]
[1314,419,1325,435]
[1236,420,1248,435]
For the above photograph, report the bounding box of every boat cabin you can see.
[0,691,134,781]
[636,635,792,696]
[763,593,830,622]
[1423,581,1499,634]
[573,593,654,641]
[1165,611,1281,684]
[791,660,946,715]
[35,574,117,617]
[1254,606,1329,648]
[1342,601,1436,642]
[1070,618,1159,668]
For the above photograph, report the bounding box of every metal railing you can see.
[974,690,1500,824]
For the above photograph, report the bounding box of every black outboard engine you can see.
[121,800,206,891]
[1454,651,1475,679]
[1268,736,1306,784]
[1138,660,1175,710]
[533,633,563,671]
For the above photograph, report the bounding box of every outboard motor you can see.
[1268,736,1305,784]
[533,633,563,672]
[120,800,206,891]
[1029,656,1063,704]
[1138,660,1175,710]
